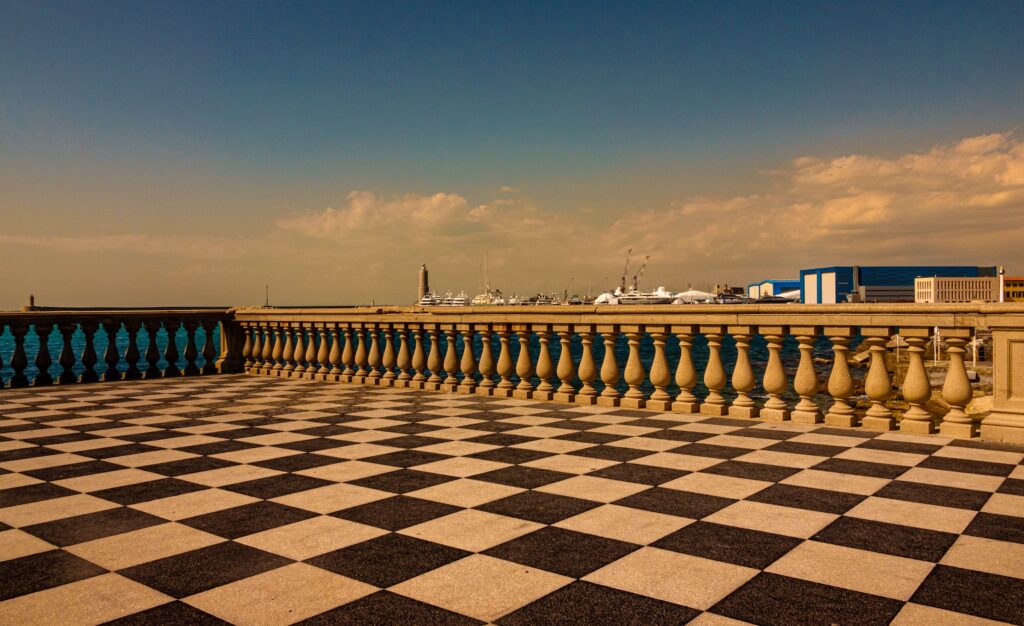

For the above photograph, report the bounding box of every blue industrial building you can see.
[747,279,801,299]
[799,265,998,303]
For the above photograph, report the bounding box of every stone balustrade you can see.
[232,303,1024,444]
[0,309,239,386]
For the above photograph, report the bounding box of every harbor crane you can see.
[631,256,650,292]
[619,248,633,293]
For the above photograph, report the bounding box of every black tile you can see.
[178,440,258,456]
[948,438,1024,453]
[308,533,469,587]
[498,580,698,626]
[23,506,164,547]
[223,474,335,499]
[380,435,446,449]
[143,456,237,477]
[298,591,481,626]
[998,478,1024,496]
[0,550,106,601]
[362,449,451,468]
[812,516,957,562]
[459,421,526,434]
[569,445,651,462]
[350,469,458,494]
[728,427,801,441]
[917,455,1016,477]
[120,541,292,598]
[616,487,734,519]
[964,512,1024,543]
[748,484,864,514]
[545,419,607,431]
[764,441,846,457]
[605,409,651,418]
[181,501,317,538]
[484,527,638,578]
[641,429,714,443]
[701,460,801,483]
[76,443,160,459]
[712,572,903,626]
[654,521,801,569]
[674,443,749,459]
[477,491,600,524]
[381,423,445,435]
[119,430,187,443]
[588,463,688,486]
[24,460,122,481]
[469,447,554,465]
[472,466,574,489]
[630,418,691,430]
[334,496,460,530]
[30,432,98,446]
[291,424,360,437]
[276,438,354,453]
[0,482,77,507]
[103,600,232,625]
[253,452,341,472]
[875,480,991,510]
[808,458,907,479]
[911,565,1024,624]
[93,478,207,505]
[552,430,624,445]
[467,433,536,446]
[0,446,61,462]
[857,438,942,456]
[814,427,877,439]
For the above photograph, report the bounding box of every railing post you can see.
[182,320,200,376]
[162,321,181,378]
[458,325,478,394]
[280,325,296,375]
[34,323,54,386]
[861,329,895,431]
[8,324,30,387]
[647,327,672,411]
[621,326,646,409]
[533,328,555,401]
[790,327,821,423]
[292,325,307,376]
[382,325,397,386]
[728,326,758,418]
[200,320,218,375]
[261,323,275,375]
[78,321,99,383]
[353,325,369,383]
[410,326,426,388]
[575,327,598,405]
[442,327,459,392]
[758,326,790,421]
[553,325,576,403]
[900,328,935,434]
[215,317,244,374]
[476,327,496,396]
[671,325,699,414]
[939,329,976,438]
[513,326,535,399]
[395,326,411,386]
[597,325,620,407]
[368,325,383,383]
[241,324,255,373]
[328,326,343,379]
[425,326,442,390]
[700,325,727,416]
[56,322,78,384]
[250,324,264,374]
[341,325,356,381]
[102,322,123,382]
[312,326,327,379]
[141,321,161,379]
[495,327,514,397]
[824,327,857,427]
[981,326,1024,444]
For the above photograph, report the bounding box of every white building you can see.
[914,276,999,304]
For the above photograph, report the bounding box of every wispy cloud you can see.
[0,233,251,260]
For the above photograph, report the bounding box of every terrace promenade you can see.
[1,304,1023,624]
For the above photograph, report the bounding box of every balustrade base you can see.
[671,401,699,414]
[422,382,442,391]
[759,408,791,421]
[596,396,620,407]
[900,419,936,434]
[530,390,555,401]
[620,398,645,409]
[729,406,759,419]
[442,382,459,393]
[940,421,978,438]
[791,410,822,424]
[491,388,514,398]
[475,387,494,396]
[645,399,671,411]
[860,415,896,431]
[552,392,575,403]
[512,390,534,400]
[574,394,598,405]
[699,403,728,416]
[456,385,476,395]
[980,414,1024,444]
[824,413,857,428]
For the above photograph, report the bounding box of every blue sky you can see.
[2,1,1023,306]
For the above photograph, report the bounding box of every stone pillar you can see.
[313,327,328,378]
[861,330,895,431]
[394,328,411,385]
[8,324,30,388]
[292,326,307,376]
[411,327,427,387]
[280,325,296,375]
[56,323,77,384]
[200,320,218,375]
[242,325,254,372]
[513,328,535,399]
[270,325,285,375]
[79,322,100,383]
[328,327,343,378]
[495,328,514,397]
[790,328,821,423]
[981,326,1024,444]
[824,328,857,427]
[476,329,495,395]
[442,328,460,392]
[647,328,672,411]
[124,321,143,380]
[382,327,397,385]
[261,324,275,375]
[182,321,200,376]
[758,327,790,421]
[248,325,262,373]
[142,322,160,380]
[575,329,598,405]
[533,329,555,401]
[368,327,383,383]
[353,327,368,382]
[214,318,245,374]
[341,326,356,381]
[425,327,442,390]
[700,326,728,416]
[672,326,699,414]
[900,329,935,434]
[729,326,758,419]
[939,329,976,438]
[621,327,646,409]
[34,323,54,386]
[458,327,477,393]
[553,327,576,403]
[597,326,620,407]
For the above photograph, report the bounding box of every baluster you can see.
[311,327,326,378]
[597,326,620,407]
[576,329,598,404]
[200,320,218,375]
[395,328,412,386]
[271,325,286,374]
[513,328,535,399]
[328,327,343,378]
[553,327,576,403]
[354,327,368,382]
[425,328,442,390]
[939,330,976,438]
[411,327,426,387]
[241,325,254,372]
[671,326,699,413]
[34,323,54,386]
[281,325,296,375]
[728,327,758,418]
[56,323,77,384]
[700,326,727,415]
[261,324,275,374]
[476,329,495,395]
[101,322,121,382]
[183,321,200,376]
[123,321,143,379]
[495,328,514,397]
[250,325,264,373]
[140,322,160,380]
[861,331,894,430]
[382,327,397,385]
[533,329,555,401]
[823,329,856,427]
[8,324,30,387]
[759,328,790,421]
[621,327,646,409]
[790,328,821,423]
[292,326,306,376]
[645,329,671,411]
[162,321,181,378]
[79,322,99,383]
[458,327,477,393]
[900,330,935,434]
[368,326,383,383]
[341,326,356,381]
[442,328,459,392]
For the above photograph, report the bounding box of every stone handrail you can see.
[0,309,241,386]
[230,303,1024,444]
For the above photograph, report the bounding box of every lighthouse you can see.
[418,264,430,302]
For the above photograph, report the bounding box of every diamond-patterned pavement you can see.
[1,374,1023,625]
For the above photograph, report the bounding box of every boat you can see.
[470,252,507,305]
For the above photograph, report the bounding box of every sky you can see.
[2,0,1023,308]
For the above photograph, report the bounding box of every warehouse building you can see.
[799,265,997,304]
[914,276,999,303]
[746,279,801,300]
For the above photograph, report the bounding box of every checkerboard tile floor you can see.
[1,375,1023,625]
